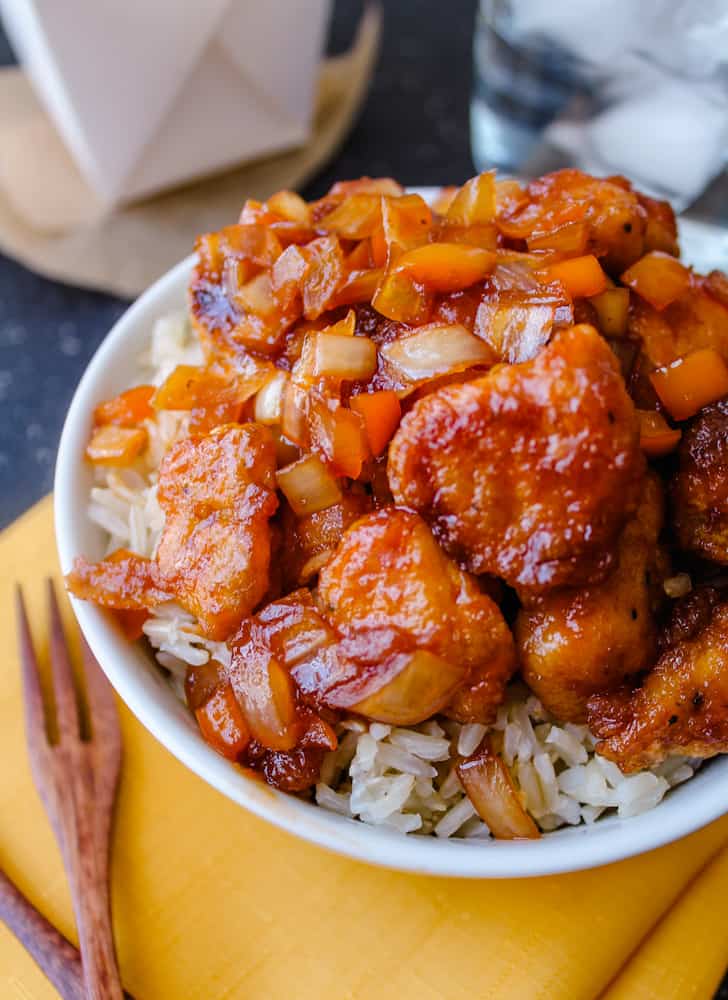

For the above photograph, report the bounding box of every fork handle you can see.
[54,759,125,1000]
[0,868,86,1000]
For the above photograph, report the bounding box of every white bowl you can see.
[55,215,728,878]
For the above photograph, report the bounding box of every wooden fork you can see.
[15,581,124,1000]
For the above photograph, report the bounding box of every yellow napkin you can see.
[1,496,727,1000]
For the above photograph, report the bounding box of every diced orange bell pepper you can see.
[393,243,496,292]
[331,408,370,479]
[637,409,682,457]
[649,348,728,421]
[540,255,608,298]
[93,385,155,428]
[85,425,147,466]
[621,251,690,311]
[195,683,250,760]
[349,390,402,456]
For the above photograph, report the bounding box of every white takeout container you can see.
[1,0,331,204]
[55,199,728,877]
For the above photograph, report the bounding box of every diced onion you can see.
[317,194,382,239]
[237,272,276,316]
[527,221,588,254]
[277,454,342,516]
[254,371,289,425]
[266,189,311,225]
[457,739,540,840]
[349,650,467,725]
[195,683,250,760]
[380,323,493,380]
[230,640,300,751]
[446,172,496,226]
[85,425,147,466]
[313,333,377,379]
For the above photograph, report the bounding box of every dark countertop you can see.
[0,0,478,528]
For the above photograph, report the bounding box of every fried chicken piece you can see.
[629,273,728,370]
[637,192,679,257]
[497,169,650,274]
[517,474,668,722]
[67,549,172,610]
[659,586,722,650]
[388,324,645,598]
[588,600,728,771]
[672,401,728,565]
[279,488,373,588]
[295,508,516,723]
[156,423,278,639]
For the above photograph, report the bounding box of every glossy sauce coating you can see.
[156,423,278,639]
[497,169,650,274]
[588,601,728,771]
[672,401,728,565]
[388,324,645,597]
[309,507,516,721]
[516,473,668,722]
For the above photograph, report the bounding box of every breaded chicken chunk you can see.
[672,401,728,565]
[295,508,516,723]
[497,169,651,274]
[517,474,668,722]
[388,325,645,598]
[156,423,278,639]
[588,600,728,771]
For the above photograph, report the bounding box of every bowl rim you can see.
[55,218,728,879]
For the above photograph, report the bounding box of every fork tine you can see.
[15,584,49,751]
[47,578,81,743]
[81,634,122,750]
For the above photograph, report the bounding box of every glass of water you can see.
[471,0,728,209]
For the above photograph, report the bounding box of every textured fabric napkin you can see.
[1,495,727,1000]
[0,4,380,298]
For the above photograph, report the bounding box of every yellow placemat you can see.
[1,495,727,1000]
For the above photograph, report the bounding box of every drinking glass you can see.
[470,0,728,210]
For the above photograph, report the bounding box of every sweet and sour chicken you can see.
[69,168,728,815]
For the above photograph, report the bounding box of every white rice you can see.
[87,310,699,839]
